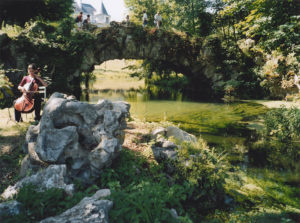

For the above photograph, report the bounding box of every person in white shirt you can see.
[142,10,148,28]
[126,15,130,26]
[154,11,162,29]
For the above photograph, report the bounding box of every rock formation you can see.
[151,126,197,162]
[39,189,112,223]
[21,92,130,183]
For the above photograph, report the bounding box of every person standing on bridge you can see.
[83,14,90,31]
[126,15,130,26]
[75,12,83,31]
[142,10,148,28]
[154,11,162,29]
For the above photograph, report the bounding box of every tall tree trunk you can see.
[221,21,227,40]
[232,17,238,53]
[191,0,196,34]
[85,72,90,101]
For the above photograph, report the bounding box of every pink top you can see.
[19,76,41,87]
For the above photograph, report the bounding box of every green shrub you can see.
[97,147,230,221]
[264,106,300,142]
[3,184,99,223]
[247,106,300,170]
[171,138,230,214]
[248,139,300,170]
[0,67,14,109]
[109,181,189,223]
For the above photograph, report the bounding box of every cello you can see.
[14,76,39,113]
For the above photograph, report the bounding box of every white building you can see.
[94,2,111,27]
[73,0,111,27]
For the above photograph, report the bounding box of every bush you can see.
[3,184,99,223]
[171,138,230,214]
[248,106,300,170]
[0,67,14,109]
[264,106,300,142]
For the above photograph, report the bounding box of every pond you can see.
[80,61,300,217]
[82,60,268,165]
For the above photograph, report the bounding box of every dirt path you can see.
[0,108,33,154]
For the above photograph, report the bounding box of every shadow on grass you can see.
[0,123,31,194]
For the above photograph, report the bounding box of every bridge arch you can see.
[0,22,221,101]
[76,22,218,99]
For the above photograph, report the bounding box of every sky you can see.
[75,0,128,22]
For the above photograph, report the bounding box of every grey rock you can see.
[91,189,111,200]
[1,165,74,200]
[151,146,178,162]
[40,190,113,223]
[151,127,166,137]
[23,124,40,153]
[162,140,177,149]
[170,208,179,221]
[0,200,22,217]
[20,93,129,182]
[166,126,197,142]
[35,126,78,162]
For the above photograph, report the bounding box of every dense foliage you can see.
[124,0,300,100]
[3,133,299,222]
[0,0,73,26]
[0,67,14,109]
[246,106,300,171]
[0,18,97,106]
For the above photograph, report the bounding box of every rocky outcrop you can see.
[151,126,197,162]
[0,200,22,220]
[1,164,74,200]
[20,92,130,183]
[40,189,112,223]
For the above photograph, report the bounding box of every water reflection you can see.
[82,88,266,164]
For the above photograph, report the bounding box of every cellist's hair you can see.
[28,63,41,73]
[28,63,37,70]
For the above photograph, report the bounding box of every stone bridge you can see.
[82,22,202,76]
[0,22,222,99]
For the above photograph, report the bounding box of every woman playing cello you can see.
[14,63,48,122]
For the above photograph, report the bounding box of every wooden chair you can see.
[38,86,47,101]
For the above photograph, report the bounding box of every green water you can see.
[86,89,267,158]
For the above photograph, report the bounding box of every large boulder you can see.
[1,165,74,200]
[21,92,130,182]
[166,126,197,143]
[0,200,22,220]
[151,126,197,163]
[39,189,112,223]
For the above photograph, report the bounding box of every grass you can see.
[219,168,300,223]
[0,108,37,194]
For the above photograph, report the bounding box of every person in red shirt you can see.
[76,12,83,30]
[14,63,48,122]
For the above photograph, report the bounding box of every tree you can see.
[0,67,14,109]
[173,0,212,36]
[0,0,74,26]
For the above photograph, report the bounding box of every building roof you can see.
[72,2,81,12]
[99,2,108,15]
[81,3,96,14]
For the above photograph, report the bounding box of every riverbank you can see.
[247,100,300,109]
[0,106,300,222]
